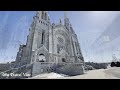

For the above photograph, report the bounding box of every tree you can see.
[111,62,115,67]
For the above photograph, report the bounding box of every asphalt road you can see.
[29,67,120,79]
[104,67,120,78]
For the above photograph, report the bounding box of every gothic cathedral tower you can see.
[25,11,50,64]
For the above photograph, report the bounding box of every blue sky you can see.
[0,11,120,63]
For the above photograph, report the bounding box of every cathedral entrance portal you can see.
[38,54,46,62]
[62,58,66,62]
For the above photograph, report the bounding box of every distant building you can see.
[0,63,10,72]
[15,45,26,67]
[10,61,16,68]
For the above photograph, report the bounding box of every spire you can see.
[64,11,70,30]
[36,11,49,21]
[36,11,41,16]
[48,14,50,21]
[60,18,62,24]
[64,11,67,19]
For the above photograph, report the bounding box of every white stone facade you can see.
[15,11,84,68]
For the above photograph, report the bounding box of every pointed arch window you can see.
[45,12,47,20]
[41,30,45,44]
[41,11,44,19]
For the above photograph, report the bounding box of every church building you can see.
[15,11,84,76]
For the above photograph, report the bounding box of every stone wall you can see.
[55,63,84,76]
[31,62,84,77]
[31,62,56,76]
